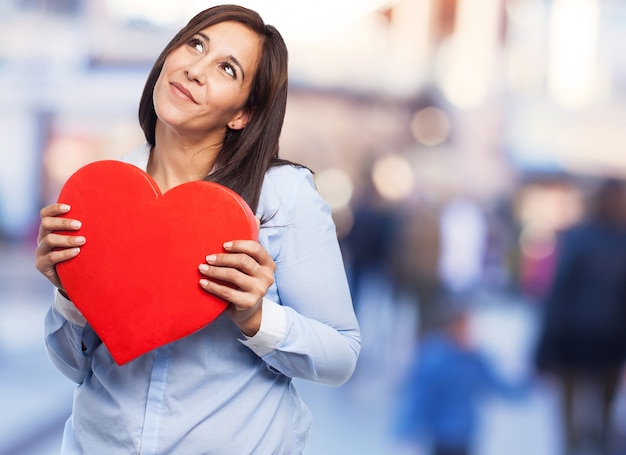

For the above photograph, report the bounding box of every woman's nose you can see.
[185,58,209,84]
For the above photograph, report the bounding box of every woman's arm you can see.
[245,167,361,387]
[37,202,98,382]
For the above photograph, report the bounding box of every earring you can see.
[231,122,236,128]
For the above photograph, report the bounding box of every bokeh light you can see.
[371,154,414,201]
[547,0,599,109]
[410,106,451,146]
[519,221,556,260]
[314,167,354,211]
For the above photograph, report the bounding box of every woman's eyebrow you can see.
[196,31,245,81]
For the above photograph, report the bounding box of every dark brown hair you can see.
[138,4,294,213]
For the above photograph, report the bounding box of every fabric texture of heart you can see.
[55,160,258,365]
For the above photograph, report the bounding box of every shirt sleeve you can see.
[53,288,87,326]
[239,298,287,356]
[44,289,101,384]
[255,167,361,387]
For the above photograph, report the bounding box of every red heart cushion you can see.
[55,160,258,365]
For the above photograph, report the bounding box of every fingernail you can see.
[75,236,86,245]
[223,242,233,249]
[71,247,80,255]
[199,279,209,286]
[198,264,209,272]
[70,220,82,229]
[60,204,71,212]
[206,254,216,263]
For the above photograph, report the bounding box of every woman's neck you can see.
[149,124,223,192]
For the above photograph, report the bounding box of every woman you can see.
[35,5,361,454]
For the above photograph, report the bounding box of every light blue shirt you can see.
[45,144,361,454]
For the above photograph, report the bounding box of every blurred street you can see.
[4,240,625,455]
[3,3,626,454]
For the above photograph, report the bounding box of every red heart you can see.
[55,160,258,365]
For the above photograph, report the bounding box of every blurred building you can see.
[1,0,626,283]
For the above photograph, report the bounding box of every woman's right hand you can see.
[35,203,85,291]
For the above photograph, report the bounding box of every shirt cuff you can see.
[239,298,286,357]
[53,288,87,327]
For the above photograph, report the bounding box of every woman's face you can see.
[153,21,262,142]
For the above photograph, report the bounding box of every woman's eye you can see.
[189,38,204,53]
[222,63,236,78]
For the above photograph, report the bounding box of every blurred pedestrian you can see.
[534,177,626,455]
[390,201,443,335]
[393,298,528,455]
[342,180,398,311]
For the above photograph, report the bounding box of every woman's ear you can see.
[228,109,253,130]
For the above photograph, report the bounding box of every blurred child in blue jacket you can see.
[393,301,528,455]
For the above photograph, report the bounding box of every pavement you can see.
[2,240,625,455]
[0,241,72,455]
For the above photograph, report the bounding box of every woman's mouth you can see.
[171,82,197,104]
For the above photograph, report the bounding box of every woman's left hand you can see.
[198,240,275,336]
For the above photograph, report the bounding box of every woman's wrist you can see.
[230,300,263,337]
[237,310,262,337]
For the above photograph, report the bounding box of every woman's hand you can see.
[198,239,275,337]
[35,203,85,292]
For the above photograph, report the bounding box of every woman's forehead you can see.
[195,21,260,48]
[196,21,262,67]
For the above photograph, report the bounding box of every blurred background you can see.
[2,0,626,454]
